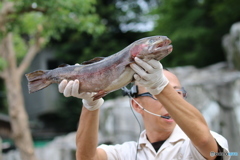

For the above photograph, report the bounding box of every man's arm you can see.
[58,80,107,160]
[156,84,218,160]
[76,107,107,160]
[130,57,218,160]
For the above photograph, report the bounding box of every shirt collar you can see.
[167,125,188,143]
[138,125,188,149]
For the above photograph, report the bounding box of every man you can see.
[58,57,229,160]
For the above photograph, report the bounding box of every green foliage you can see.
[13,34,28,62]
[0,0,105,131]
[1,0,105,61]
[149,0,240,68]
[16,12,44,35]
[52,0,150,62]
[13,0,101,31]
[210,0,240,26]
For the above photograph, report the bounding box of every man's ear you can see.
[131,99,143,114]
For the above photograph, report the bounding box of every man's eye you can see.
[177,91,182,94]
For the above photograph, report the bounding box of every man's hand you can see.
[130,57,169,95]
[58,79,104,111]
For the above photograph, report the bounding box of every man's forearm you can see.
[156,84,208,142]
[156,84,218,159]
[76,106,100,160]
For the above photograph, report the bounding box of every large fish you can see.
[25,36,173,100]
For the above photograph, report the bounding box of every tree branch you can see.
[0,2,14,32]
[0,2,46,32]
[18,7,47,14]
[18,27,45,77]
[0,34,6,79]
[0,33,17,79]
[6,33,17,71]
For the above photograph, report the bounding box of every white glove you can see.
[130,57,169,95]
[58,79,104,111]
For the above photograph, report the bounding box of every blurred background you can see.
[0,0,240,160]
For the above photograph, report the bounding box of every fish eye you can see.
[149,39,155,44]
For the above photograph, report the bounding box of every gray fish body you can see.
[25,36,173,99]
[47,51,134,93]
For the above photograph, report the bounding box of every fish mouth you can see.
[150,38,173,60]
[138,36,173,60]
[154,38,172,50]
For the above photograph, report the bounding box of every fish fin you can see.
[25,70,51,93]
[81,57,105,65]
[130,44,146,58]
[92,91,108,101]
[58,63,70,68]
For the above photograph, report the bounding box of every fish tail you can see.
[25,70,51,93]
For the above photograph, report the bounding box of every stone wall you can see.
[170,62,240,160]
[98,97,144,144]
[2,133,76,160]
[222,21,240,70]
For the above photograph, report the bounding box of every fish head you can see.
[130,36,173,61]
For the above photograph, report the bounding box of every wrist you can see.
[82,98,104,111]
[149,76,169,95]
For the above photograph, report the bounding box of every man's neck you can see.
[146,129,172,143]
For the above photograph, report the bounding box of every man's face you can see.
[135,70,184,132]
